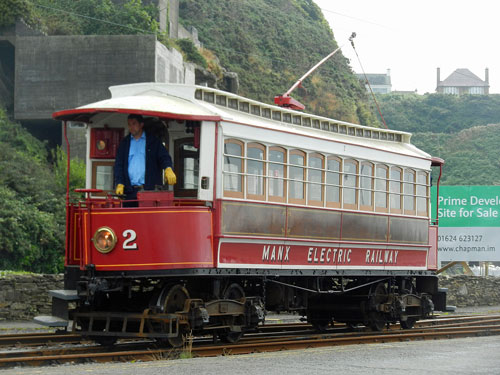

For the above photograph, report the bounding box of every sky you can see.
[313,0,497,94]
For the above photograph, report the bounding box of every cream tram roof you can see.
[53,82,430,160]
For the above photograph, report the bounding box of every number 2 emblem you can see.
[122,229,138,250]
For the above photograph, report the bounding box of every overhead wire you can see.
[349,36,389,129]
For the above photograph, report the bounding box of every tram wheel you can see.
[400,317,416,329]
[307,308,332,332]
[311,318,331,332]
[220,283,245,343]
[158,284,190,347]
[400,286,417,329]
[368,282,388,332]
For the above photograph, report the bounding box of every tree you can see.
[0,109,84,272]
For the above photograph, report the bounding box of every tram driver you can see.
[114,114,176,205]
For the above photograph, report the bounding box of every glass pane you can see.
[343,161,357,205]
[224,142,242,192]
[183,157,199,189]
[289,153,304,200]
[269,149,284,198]
[96,165,113,191]
[247,146,264,196]
[360,163,372,206]
[375,166,387,208]
[404,171,415,211]
[390,168,401,210]
[417,172,427,214]
[326,159,340,203]
[308,156,322,202]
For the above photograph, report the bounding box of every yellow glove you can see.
[164,167,177,185]
[115,183,124,195]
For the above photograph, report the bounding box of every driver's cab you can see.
[87,114,208,204]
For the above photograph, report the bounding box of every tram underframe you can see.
[72,273,441,346]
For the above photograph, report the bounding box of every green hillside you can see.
[179,0,377,124]
[378,93,500,133]
[412,125,500,185]
[377,93,500,185]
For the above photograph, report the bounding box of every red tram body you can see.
[40,83,446,345]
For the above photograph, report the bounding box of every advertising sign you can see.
[432,186,500,261]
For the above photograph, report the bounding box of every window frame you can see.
[389,166,402,214]
[416,171,429,217]
[374,164,389,213]
[359,161,374,211]
[91,161,115,196]
[326,156,342,208]
[268,146,287,203]
[307,153,324,207]
[288,149,306,205]
[223,138,244,199]
[403,168,416,215]
[342,159,358,210]
[246,142,266,201]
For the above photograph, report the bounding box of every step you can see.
[33,315,70,328]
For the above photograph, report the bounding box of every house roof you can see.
[438,69,488,87]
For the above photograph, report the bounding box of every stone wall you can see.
[0,274,63,321]
[0,274,499,320]
[438,275,500,307]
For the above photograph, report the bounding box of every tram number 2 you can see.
[123,229,138,250]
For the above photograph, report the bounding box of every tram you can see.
[38,83,446,346]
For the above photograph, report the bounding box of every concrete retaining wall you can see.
[14,34,195,120]
[0,274,499,320]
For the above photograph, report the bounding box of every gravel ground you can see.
[1,306,500,375]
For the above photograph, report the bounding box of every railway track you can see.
[1,315,500,369]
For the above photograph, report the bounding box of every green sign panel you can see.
[432,186,500,261]
[431,185,500,227]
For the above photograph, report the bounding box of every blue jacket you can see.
[114,132,173,193]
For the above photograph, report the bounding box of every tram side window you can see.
[403,169,416,215]
[308,153,324,206]
[326,157,341,208]
[343,159,358,209]
[360,162,374,210]
[247,143,265,199]
[223,139,244,198]
[268,146,286,202]
[390,167,402,214]
[375,165,388,212]
[417,171,429,217]
[289,150,306,204]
